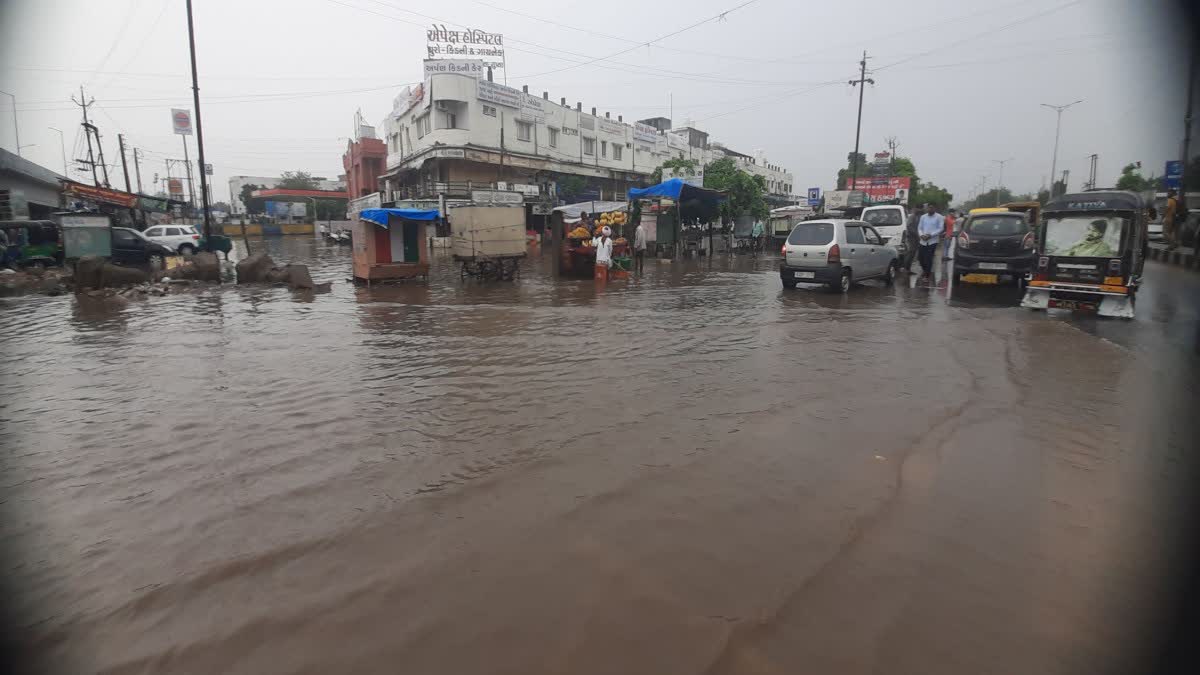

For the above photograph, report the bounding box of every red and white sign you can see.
[171,108,192,136]
[167,178,184,198]
[849,176,911,202]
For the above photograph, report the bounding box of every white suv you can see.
[143,224,202,255]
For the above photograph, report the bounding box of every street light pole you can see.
[1041,100,1082,198]
[48,127,67,176]
[184,0,214,247]
[991,157,1014,206]
[0,89,20,156]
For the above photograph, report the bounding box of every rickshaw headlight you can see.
[1038,256,1049,269]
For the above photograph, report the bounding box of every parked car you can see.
[143,223,202,254]
[860,204,908,248]
[953,211,1036,287]
[111,227,174,266]
[779,219,899,292]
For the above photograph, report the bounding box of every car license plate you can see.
[1049,299,1097,311]
[961,273,998,284]
[793,271,814,279]
[978,262,1007,270]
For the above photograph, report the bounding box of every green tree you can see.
[651,157,699,184]
[312,198,344,220]
[555,175,588,203]
[890,156,917,179]
[911,181,953,210]
[835,152,868,190]
[278,171,320,190]
[960,188,1015,211]
[1115,163,1152,192]
[703,157,768,220]
[238,183,265,215]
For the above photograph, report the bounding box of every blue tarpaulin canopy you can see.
[628,178,724,203]
[360,208,440,227]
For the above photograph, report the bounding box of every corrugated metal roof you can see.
[0,148,65,188]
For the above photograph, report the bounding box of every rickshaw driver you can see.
[1063,219,1117,257]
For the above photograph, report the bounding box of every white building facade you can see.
[378,72,795,207]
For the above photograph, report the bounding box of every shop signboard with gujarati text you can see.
[519,94,545,123]
[477,80,521,109]
[423,59,487,79]
[633,123,659,144]
[470,189,524,205]
[598,119,625,137]
[427,24,504,70]
[171,108,192,136]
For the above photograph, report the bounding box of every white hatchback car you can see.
[143,224,202,255]
[779,219,900,292]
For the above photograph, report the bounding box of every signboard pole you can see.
[185,0,214,247]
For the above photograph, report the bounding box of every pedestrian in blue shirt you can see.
[916,203,944,281]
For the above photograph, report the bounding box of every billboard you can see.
[426,24,504,70]
[664,167,703,188]
[633,123,659,144]
[171,108,192,135]
[423,59,486,79]
[477,79,521,109]
[849,176,911,203]
[167,178,184,199]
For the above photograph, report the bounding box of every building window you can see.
[583,138,595,155]
[516,121,532,142]
[601,140,607,158]
[548,127,559,148]
[445,112,457,129]
[483,104,497,117]
[416,114,431,138]
[612,144,622,161]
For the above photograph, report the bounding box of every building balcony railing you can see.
[392,180,543,200]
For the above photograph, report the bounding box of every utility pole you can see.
[117,134,133,193]
[1060,169,1070,195]
[185,0,215,244]
[1180,43,1196,201]
[0,90,20,156]
[133,147,144,193]
[991,157,1014,206]
[848,51,874,188]
[72,87,101,186]
[1040,100,1083,198]
[1086,153,1098,190]
[885,136,898,178]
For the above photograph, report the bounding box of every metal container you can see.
[59,214,112,259]
[449,205,526,259]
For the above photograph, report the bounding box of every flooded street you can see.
[3,238,1199,674]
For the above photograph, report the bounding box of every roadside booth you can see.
[352,208,437,284]
[628,178,725,258]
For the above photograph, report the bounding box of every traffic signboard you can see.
[807,187,821,207]
[1165,160,1183,189]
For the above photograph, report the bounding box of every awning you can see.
[553,200,627,223]
[628,178,724,203]
[359,207,440,227]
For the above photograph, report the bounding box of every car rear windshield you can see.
[966,215,1027,236]
[787,223,834,245]
[862,209,903,227]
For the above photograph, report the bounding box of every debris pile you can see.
[235,252,314,289]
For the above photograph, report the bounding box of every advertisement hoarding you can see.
[633,123,658,144]
[426,24,504,70]
[664,167,703,188]
[171,108,192,136]
[848,176,912,203]
[598,119,625,137]
[167,178,184,199]
[477,79,521,109]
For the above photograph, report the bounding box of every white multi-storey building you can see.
[377,72,795,208]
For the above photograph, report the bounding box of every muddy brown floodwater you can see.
[2,237,1199,675]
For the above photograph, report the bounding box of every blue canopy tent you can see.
[359,208,440,226]
[628,178,725,256]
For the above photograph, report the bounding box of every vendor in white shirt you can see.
[593,226,614,281]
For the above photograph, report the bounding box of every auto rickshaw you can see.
[1020,190,1145,319]
[1002,201,1041,228]
[0,220,63,269]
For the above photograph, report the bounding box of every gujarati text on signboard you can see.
[427,24,504,70]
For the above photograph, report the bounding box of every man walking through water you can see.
[916,202,944,281]
[633,217,648,273]
[1163,189,1180,251]
[902,204,921,271]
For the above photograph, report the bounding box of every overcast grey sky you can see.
[0,0,1192,204]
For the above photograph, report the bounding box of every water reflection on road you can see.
[2,236,1198,675]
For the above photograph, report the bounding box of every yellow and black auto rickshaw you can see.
[1020,190,1145,319]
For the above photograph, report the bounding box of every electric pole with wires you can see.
[848,51,874,189]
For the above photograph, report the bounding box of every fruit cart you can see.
[560,216,631,277]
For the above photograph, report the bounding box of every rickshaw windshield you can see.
[1042,215,1126,258]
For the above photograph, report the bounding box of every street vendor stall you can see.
[448,201,526,281]
[352,208,436,285]
[628,178,724,258]
[553,201,631,277]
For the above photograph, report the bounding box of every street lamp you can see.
[0,89,21,156]
[48,127,67,175]
[1040,100,1083,197]
[991,157,1014,206]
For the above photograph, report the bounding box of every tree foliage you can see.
[703,157,768,220]
[1115,163,1154,192]
[835,152,868,190]
[651,157,699,184]
[555,175,589,203]
[958,188,1015,212]
[312,198,345,221]
[911,181,953,211]
[278,171,320,190]
[238,183,265,215]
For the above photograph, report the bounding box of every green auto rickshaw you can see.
[0,220,63,269]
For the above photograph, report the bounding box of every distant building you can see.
[343,112,387,200]
[228,174,346,214]
[371,70,795,211]
[0,148,65,219]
